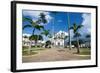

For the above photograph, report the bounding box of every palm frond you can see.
[40,13,45,18]
[36,19,41,24]
[32,21,38,26]
[39,13,48,24]
[34,25,41,30]
[41,30,49,36]
[23,17,33,24]
[23,25,32,30]
[39,25,44,30]
[77,25,83,30]
[41,18,47,24]
[73,23,77,30]
[34,25,44,30]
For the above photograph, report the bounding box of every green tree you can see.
[70,23,83,54]
[23,17,44,35]
[23,13,47,54]
[45,40,52,48]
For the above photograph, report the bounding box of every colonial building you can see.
[22,34,45,47]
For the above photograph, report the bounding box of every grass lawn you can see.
[22,51,38,56]
[22,47,46,56]
[79,48,91,55]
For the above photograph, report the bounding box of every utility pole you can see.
[67,13,71,50]
[52,18,55,47]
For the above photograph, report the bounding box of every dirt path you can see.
[22,48,90,63]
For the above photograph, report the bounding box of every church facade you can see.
[50,31,68,48]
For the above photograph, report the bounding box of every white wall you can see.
[0,0,99,73]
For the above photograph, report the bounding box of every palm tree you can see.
[23,17,44,54]
[74,32,81,53]
[39,13,47,24]
[23,17,44,35]
[70,23,83,54]
[23,12,48,34]
[23,13,47,54]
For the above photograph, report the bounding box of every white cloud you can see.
[45,14,52,23]
[79,13,91,36]
[23,33,31,37]
[23,10,52,25]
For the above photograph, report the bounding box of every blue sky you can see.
[22,10,91,39]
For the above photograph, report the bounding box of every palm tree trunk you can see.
[28,41,31,54]
[34,38,38,47]
[36,35,39,47]
[32,28,35,35]
[77,37,80,54]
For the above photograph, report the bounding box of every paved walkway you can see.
[22,48,90,63]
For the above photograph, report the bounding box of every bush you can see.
[45,40,51,48]
[31,46,35,48]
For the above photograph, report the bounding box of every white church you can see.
[50,30,68,47]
